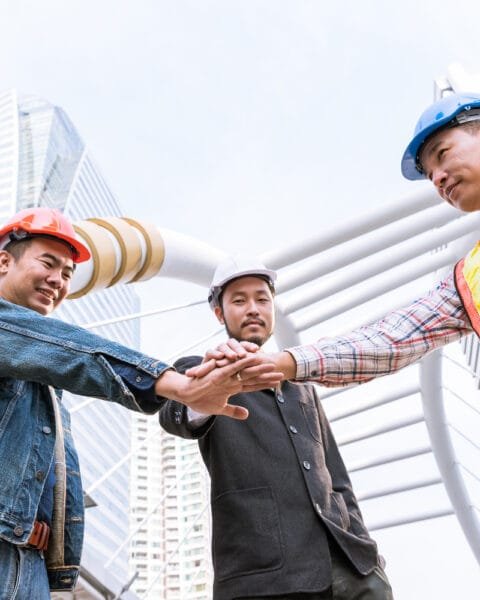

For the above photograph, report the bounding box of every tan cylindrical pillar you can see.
[87,217,144,286]
[122,217,165,283]
[69,221,118,299]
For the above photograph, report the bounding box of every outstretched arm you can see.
[187,274,471,386]
[281,273,470,386]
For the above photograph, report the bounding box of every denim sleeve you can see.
[0,299,171,414]
[110,361,166,413]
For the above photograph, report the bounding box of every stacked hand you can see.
[155,344,283,421]
[186,338,296,383]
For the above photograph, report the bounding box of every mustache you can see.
[242,318,266,328]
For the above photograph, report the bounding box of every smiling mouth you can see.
[37,289,56,301]
[445,182,459,202]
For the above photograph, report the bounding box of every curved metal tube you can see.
[420,349,480,564]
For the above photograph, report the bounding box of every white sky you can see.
[2,1,480,598]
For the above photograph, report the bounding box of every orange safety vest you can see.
[454,241,480,335]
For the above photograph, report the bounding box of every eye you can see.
[437,147,447,161]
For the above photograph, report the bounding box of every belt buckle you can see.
[27,520,50,552]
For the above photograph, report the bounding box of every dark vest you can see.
[159,356,379,599]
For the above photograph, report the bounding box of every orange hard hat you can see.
[0,207,91,263]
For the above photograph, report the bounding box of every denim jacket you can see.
[0,299,169,591]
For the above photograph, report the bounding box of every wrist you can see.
[154,369,185,401]
[273,351,297,380]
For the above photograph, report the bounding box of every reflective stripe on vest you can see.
[454,241,480,336]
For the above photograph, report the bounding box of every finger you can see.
[185,358,216,378]
[203,349,225,362]
[239,341,260,353]
[214,358,231,367]
[242,380,281,392]
[218,404,249,420]
[238,362,278,379]
[208,354,262,384]
[187,357,253,384]
[241,372,283,389]
[224,338,248,358]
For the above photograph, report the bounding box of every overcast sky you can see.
[2,1,480,597]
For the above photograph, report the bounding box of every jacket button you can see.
[42,426,51,434]
[13,526,24,537]
[303,461,311,470]
[289,425,298,434]
[135,375,143,383]
[35,470,45,481]
[276,394,285,404]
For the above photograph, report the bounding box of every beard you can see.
[224,322,271,348]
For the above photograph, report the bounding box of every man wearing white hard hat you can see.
[193,93,480,393]
[0,208,281,599]
[159,256,393,600]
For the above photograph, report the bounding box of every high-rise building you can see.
[130,418,213,599]
[0,88,140,597]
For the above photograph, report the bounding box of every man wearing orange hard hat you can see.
[0,207,281,598]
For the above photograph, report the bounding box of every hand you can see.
[200,338,260,366]
[155,354,281,420]
[189,350,297,382]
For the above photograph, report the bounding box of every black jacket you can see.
[159,356,379,599]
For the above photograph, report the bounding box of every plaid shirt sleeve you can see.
[287,273,472,386]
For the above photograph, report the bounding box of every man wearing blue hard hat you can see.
[402,92,480,210]
[186,94,480,599]
[192,92,480,402]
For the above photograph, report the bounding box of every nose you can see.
[46,269,63,289]
[246,299,260,315]
[431,166,447,192]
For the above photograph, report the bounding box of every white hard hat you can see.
[208,255,277,310]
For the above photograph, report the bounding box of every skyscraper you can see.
[0,87,140,596]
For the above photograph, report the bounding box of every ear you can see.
[0,251,12,273]
[214,306,224,324]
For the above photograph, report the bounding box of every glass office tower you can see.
[0,88,140,596]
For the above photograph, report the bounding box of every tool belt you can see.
[27,520,50,552]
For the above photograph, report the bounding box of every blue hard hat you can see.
[401,92,480,180]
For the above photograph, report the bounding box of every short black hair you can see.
[2,235,77,269]
[2,238,32,260]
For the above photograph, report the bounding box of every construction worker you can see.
[0,207,281,598]
[190,92,480,389]
[158,257,393,600]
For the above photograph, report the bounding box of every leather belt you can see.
[27,520,50,552]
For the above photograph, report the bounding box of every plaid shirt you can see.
[288,273,472,386]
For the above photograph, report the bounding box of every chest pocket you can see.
[298,393,323,443]
[0,378,26,433]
